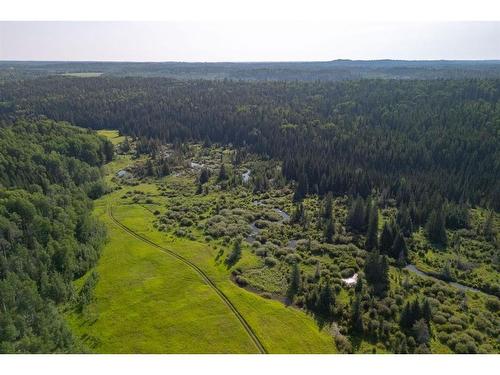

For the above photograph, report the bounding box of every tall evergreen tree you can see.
[323,191,333,219]
[390,231,407,261]
[425,208,447,246]
[379,221,394,255]
[316,282,335,317]
[364,251,389,296]
[351,295,364,333]
[422,298,432,323]
[400,301,413,330]
[287,263,301,302]
[324,218,335,244]
[397,204,413,236]
[347,196,365,232]
[483,211,495,242]
[199,167,210,184]
[293,171,308,202]
[218,163,228,181]
[365,202,379,251]
[292,202,306,225]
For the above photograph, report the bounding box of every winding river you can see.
[404,264,482,293]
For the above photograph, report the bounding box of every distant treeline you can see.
[1,77,499,212]
[2,60,500,81]
[0,118,112,352]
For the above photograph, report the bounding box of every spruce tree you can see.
[365,202,379,251]
[316,282,335,317]
[364,250,389,296]
[413,319,430,345]
[323,191,333,219]
[324,218,335,244]
[483,211,495,241]
[355,276,364,295]
[397,204,413,236]
[422,298,432,323]
[314,262,321,280]
[425,208,447,246]
[293,171,308,202]
[292,202,305,225]
[145,159,154,176]
[199,167,210,184]
[218,163,228,181]
[379,221,394,255]
[287,263,301,302]
[347,196,365,232]
[400,302,412,329]
[390,231,407,261]
[351,295,364,333]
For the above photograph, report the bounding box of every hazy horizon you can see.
[2,59,500,63]
[1,21,500,62]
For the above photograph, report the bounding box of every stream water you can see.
[404,264,481,293]
[246,200,290,243]
[242,169,251,183]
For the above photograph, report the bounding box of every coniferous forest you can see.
[1,77,498,209]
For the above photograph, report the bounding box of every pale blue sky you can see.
[1,21,499,61]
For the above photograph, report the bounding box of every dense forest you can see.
[0,118,112,352]
[1,77,498,213]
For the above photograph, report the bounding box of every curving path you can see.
[106,203,267,354]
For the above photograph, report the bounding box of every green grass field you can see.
[66,149,336,353]
[97,129,125,145]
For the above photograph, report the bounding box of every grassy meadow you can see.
[66,131,336,353]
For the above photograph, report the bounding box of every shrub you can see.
[284,253,301,264]
[254,219,271,229]
[175,229,186,237]
[264,257,278,267]
[437,332,450,344]
[303,257,319,265]
[485,298,500,313]
[478,344,494,354]
[260,210,282,222]
[448,316,467,328]
[235,276,248,286]
[180,218,193,227]
[432,314,447,325]
[275,248,288,258]
[340,268,355,278]
[255,248,268,257]
[414,344,431,354]
[465,329,484,344]
[334,335,353,354]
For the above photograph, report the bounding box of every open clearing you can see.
[66,153,335,353]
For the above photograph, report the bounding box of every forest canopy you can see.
[0,118,111,352]
[1,77,498,210]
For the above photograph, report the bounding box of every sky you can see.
[1,21,500,62]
